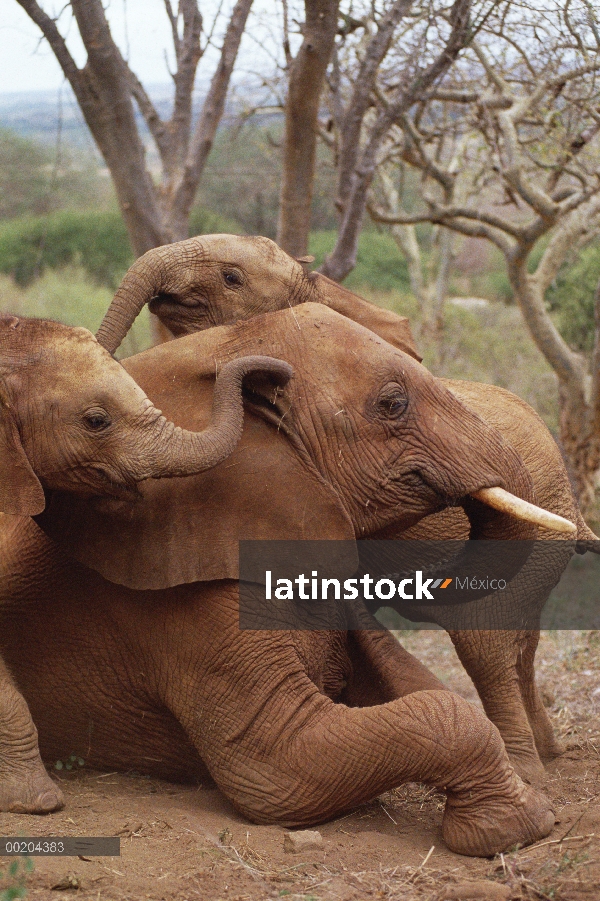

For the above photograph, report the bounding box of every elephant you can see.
[95,234,421,360]
[0,305,564,855]
[95,233,594,781]
[0,312,291,814]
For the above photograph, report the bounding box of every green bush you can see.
[0,210,133,289]
[0,267,151,358]
[188,206,242,237]
[309,229,411,293]
[547,240,600,353]
[0,127,106,221]
[0,207,243,291]
[0,856,34,901]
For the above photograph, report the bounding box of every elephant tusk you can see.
[471,487,576,535]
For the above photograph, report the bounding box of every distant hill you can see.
[0,81,279,149]
[0,84,173,149]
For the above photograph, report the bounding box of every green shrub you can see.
[0,207,243,291]
[0,210,132,289]
[188,206,242,237]
[547,240,600,353]
[0,267,151,358]
[0,856,34,901]
[309,229,411,293]
[0,127,106,222]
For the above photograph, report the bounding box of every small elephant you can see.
[95,233,594,781]
[2,306,560,854]
[96,233,420,359]
[0,313,291,814]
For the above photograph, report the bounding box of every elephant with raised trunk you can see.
[96,233,593,781]
[96,234,420,360]
[2,306,563,855]
[0,313,291,814]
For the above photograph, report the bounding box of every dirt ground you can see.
[1,631,599,901]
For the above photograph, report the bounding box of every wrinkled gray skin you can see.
[0,307,556,856]
[96,234,596,782]
[0,314,291,815]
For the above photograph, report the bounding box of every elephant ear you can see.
[314,275,422,362]
[35,370,356,590]
[0,402,45,516]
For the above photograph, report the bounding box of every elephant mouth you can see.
[83,467,141,502]
[149,295,212,336]
[412,464,504,510]
[149,292,210,312]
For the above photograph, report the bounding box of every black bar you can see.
[0,838,120,857]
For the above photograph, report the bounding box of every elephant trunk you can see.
[138,355,293,479]
[413,383,575,534]
[96,237,207,354]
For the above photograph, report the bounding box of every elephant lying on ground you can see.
[0,313,291,814]
[2,306,561,854]
[96,233,594,781]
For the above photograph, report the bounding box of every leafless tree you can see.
[316,0,478,282]
[276,0,340,257]
[374,143,469,365]
[369,0,600,511]
[16,0,253,338]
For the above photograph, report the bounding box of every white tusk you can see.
[471,487,576,535]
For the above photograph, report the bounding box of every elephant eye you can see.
[223,269,243,288]
[83,408,112,432]
[377,386,408,420]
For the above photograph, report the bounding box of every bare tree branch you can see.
[335,0,413,211]
[321,0,473,282]
[16,1,88,113]
[170,0,254,231]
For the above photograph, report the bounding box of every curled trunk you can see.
[96,238,209,354]
[140,355,293,478]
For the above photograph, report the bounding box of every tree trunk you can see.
[508,256,600,515]
[558,381,600,516]
[276,0,340,257]
[377,171,453,369]
[16,0,253,348]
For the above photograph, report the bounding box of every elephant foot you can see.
[539,741,564,762]
[493,721,547,782]
[0,762,64,814]
[530,717,564,763]
[442,776,555,857]
[506,746,546,784]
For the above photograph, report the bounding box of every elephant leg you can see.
[448,629,545,783]
[516,631,563,761]
[0,656,64,813]
[342,629,447,706]
[162,617,554,858]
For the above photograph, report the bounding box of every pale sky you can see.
[0,0,285,96]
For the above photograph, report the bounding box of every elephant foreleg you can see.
[515,631,563,761]
[162,618,554,858]
[343,628,559,771]
[447,629,546,782]
[0,656,64,813]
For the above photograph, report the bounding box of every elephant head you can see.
[95,234,420,360]
[0,314,292,516]
[38,305,571,589]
